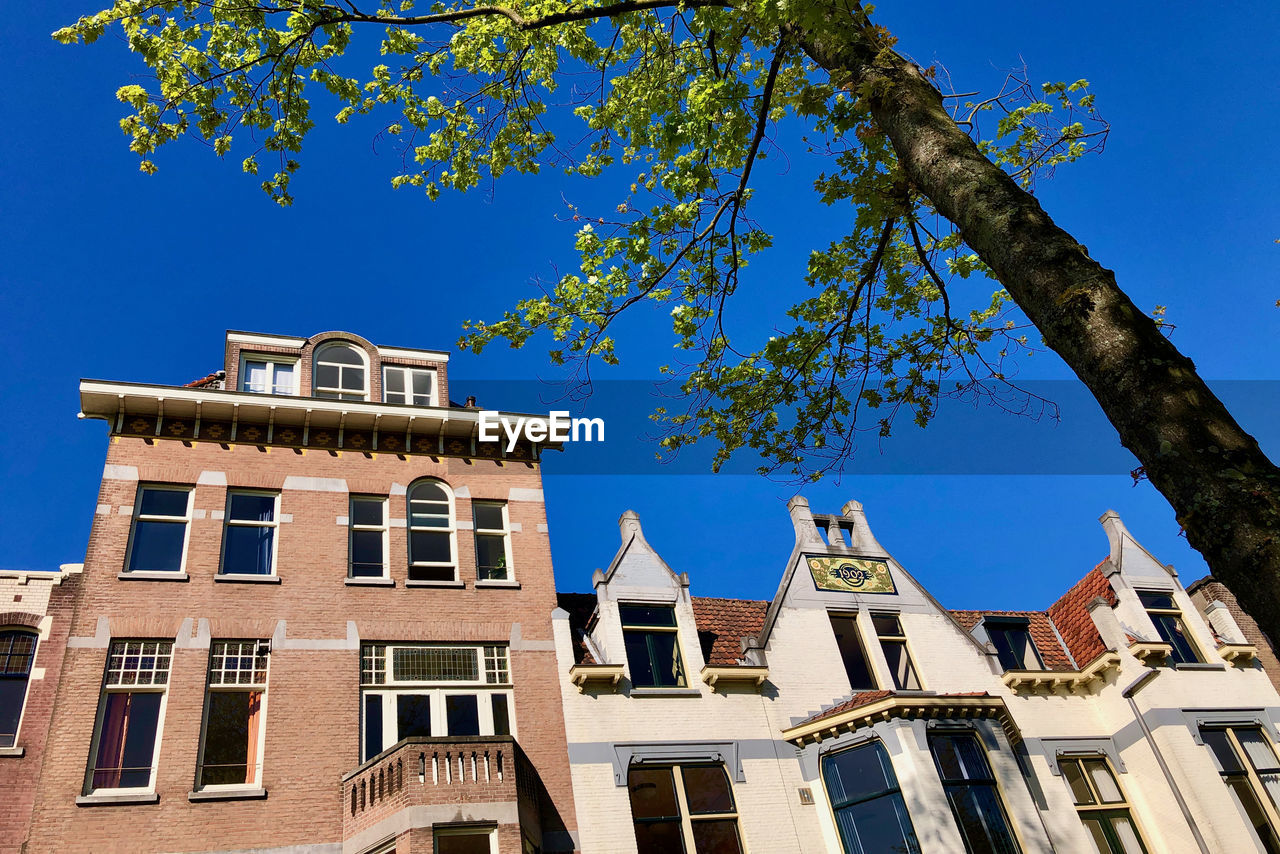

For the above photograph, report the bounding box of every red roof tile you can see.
[557,592,598,665]
[949,610,1074,671]
[1047,564,1117,667]
[184,371,224,389]
[691,597,768,666]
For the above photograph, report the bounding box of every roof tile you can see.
[1047,564,1117,667]
[691,597,768,666]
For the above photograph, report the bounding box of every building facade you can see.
[16,330,578,854]
[554,498,1280,853]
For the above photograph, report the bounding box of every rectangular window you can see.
[199,640,269,788]
[1059,755,1149,854]
[360,643,513,761]
[929,732,1022,853]
[1138,592,1202,664]
[126,486,193,574]
[620,605,686,689]
[220,491,279,576]
[383,366,436,406]
[90,641,171,791]
[628,763,743,854]
[822,740,921,854]
[473,501,513,582]
[0,631,37,748]
[986,620,1044,671]
[872,613,922,690]
[240,357,297,395]
[830,615,877,692]
[1201,725,1280,853]
[349,497,388,578]
[434,827,497,854]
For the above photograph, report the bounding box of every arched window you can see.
[407,480,456,582]
[313,342,368,401]
[0,629,38,748]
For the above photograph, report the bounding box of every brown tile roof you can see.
[184,371,224,389]
[796,691,990,727]
[691,597,768,666]
[1047,563,1118,667]
[949,610,1074,671]
[557,592,598,665]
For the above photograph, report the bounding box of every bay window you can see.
[929,731,1021,853]
[822,739,920,854]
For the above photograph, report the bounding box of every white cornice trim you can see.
[227,331,308,348]
[377,345,451,363]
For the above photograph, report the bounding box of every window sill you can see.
[1173,662,1227,671]
[345,577,395,587]
[405,580,465,588]
[475,579,520,589]
[629,687,702,697]
[76,792,160,807]
[118,571,189,582]
[0,746,25,758]
[188,787,267,802]
[214,574,282,584]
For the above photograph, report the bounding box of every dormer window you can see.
[986,619,1044,671]
[240,357,297,395]
[313,342,368,401]
[620,605,686,689]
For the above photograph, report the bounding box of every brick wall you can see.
[1189,576,1280,692]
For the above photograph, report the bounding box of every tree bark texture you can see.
[794,14,1280,641]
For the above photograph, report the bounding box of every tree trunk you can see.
[794,14,1280,640]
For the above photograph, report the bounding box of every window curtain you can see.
[244,691,262,784]
[93,693,130,788]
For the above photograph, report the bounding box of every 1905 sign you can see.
[806,555,896,594]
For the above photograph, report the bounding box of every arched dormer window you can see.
[407,480,456,583]
[0,629,38,748]
[313,342,368,401]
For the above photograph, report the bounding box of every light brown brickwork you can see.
[1189,575,1280,692]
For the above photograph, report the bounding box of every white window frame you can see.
[197,640,270,791]
[86,640,173,795]
[382,365,437,406]
[313,341,369,401]
[238,354,299,396]
[349,496,389,579]
[219,490,281,577]
[124,485,194,575]
[407,480,457,582]
[433,826,498,854]
[473,501,514,583]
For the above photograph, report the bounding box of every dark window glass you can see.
[881,641,922,690]
[385,370,405,394]
[634,821,685,854]
[492,694,510,736]
[436,833,493,854]
[412,371,433,398]
[830,616,877,691]
[409,563,456,582]
[224,526,275,575]
[396,694,432,739]
[822,740,921,854]
[201,690,258,786]
[229,493,275,522]
[1150,614,1200,664]
[629,766,684,854]
[92,691,162,789]
[987,622,1042,671]
[682,764,735,814]
[351,531,384,577]
[1200,727,1280,854]
[138,489,189,517]
[474,503,505,531]
[325,345,364,366]
[315,363,340,390]
[929,733,1021,854]
[476,535,507,580]
[128,521,187,572]
[351,498,384,527]
[871,614,902,636]
[446,694,480,736]
[363,694,383,762]
[410,531,452,564]
[620,606,679,627]
[1136,592,1175,610]
[691,820,743,853]
[621,606,686,688]
[0,631,36,747]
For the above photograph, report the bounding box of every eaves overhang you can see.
[782,694,1017,747]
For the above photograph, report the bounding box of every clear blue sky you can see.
[2,2,1277,610]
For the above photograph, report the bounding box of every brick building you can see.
[554,499,1280,853]
[14,330,578,854]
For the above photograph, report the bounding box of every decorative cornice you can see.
[569,664,625,692]
[1002,651,1123,695]
[700,666,769,689]
[782,695,1016,747]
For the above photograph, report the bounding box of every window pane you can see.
[682,765,735,814]
[244,361,268,392]
[492,694,510,736]
[392,647,478,682]
[129,521,186,572]
[881,641,921,690]
[340,367,365,391]
[396,694,432,739]
[411,371,433,399]
[385,370,405,394]
[410,531,452,565]
[1202,729,1244,772]
[1108,814,1148,854]
[315,364,340,389]
[93,692,161,789]
[990,626,1038,671]
[1227,778,1280,854]
[872,614,902,636]
[619,606,678,627]
[1085,760,1123,803]
[436,833,493,854]
[1138,592,1175,610]
[628,767,680,819]
[1151,614,1199,664]
[410,481,449,503]
[648,632,685,687]
[1061,761,1095,805]
[272,363,295,394]
[364,694,383,761]
[351,530,384,576]
[351,499,384,527]
[1237,729,1280,772]
[320,344,364,366]
[138,488,188,518]
[691,819,744,854]
[634,821,685,854]
[224,526,275,575]
[446,694,480,736]
[0,680,29,747]
[946,785,1021,854]
[1080,818,1112,854]
[625,632,657,687]
[201,690,255,786]
[834,793,920,854]
[830,616,877,692]
[474,503,505,531]
[229,493,275,522]
[476,534,508,580]
[822,741,896,807]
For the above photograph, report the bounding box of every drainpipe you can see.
[1122,668,1211,854]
